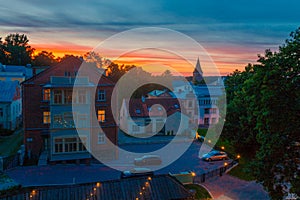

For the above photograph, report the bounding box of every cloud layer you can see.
[1,0,299,74]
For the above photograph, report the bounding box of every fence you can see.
[0,154,19,172]
[0,145,25,172]
[193,160,238,184]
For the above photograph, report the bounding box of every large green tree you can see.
[224,27,300,199]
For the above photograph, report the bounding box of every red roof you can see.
[126,98,185,117]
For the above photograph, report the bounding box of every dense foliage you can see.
[224,28,300,199]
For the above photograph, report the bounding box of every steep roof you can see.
[0,64,33,78]
[125,98,184,117]
[193,57,203,74]
[0,81,19,102]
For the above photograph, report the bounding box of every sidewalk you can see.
[201,174,269,200]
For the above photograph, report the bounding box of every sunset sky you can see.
[1,0,299,76]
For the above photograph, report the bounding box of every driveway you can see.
[201,174,270,200]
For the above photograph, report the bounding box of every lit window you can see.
[43,89,50,101]
[97,89,106,101]
[97,110,105,122]
[43,111,51,124]
[98,133,105,144]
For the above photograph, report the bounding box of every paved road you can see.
[201,174,270,200]
[6,141,227,186]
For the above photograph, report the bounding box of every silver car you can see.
[134,155,162,166]
[202,150,229,161]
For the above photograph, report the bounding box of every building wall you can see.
[22,58,117,161]
[0,90,21,130]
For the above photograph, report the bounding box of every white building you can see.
[119,98,190,136]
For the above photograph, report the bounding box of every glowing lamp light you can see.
[147,177,152,181]
[224,162,228,166]
[221,146,225,150]
[191,172,196,177]
[237,155,241,159]
[96,182,101,187]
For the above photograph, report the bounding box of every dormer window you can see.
[136,109,141,114]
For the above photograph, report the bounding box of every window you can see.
[77,114,87,128]
[204,108,210,114]
[64,138,77,152]
[136,109,141,114]
[54,138,63,153]
[43,89,50,101]
[53,114,63,128]
[97,89,106,101]
[78,137,87,152]
[204,118,209,125]
[0,108,3,117]
[97,110,105,122]
[212,118,217,124]
[43,111,51,124]
[188,101,193,108]
[64,90,72,104]
[132,124,140,132]
[54,137,87,153]
[78,90,86,104]
[54,90,62,104]
[98,133,105,144]
[211,108,217,114]
[64,71,71,76]
[63,112,74,128]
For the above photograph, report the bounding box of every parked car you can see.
[120,168,154,179]
[202,150,229,161]
[134,155,162,166]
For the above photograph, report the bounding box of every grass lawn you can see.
[215,138,255,181]
[0,130,23,157]
[185,184,212,200]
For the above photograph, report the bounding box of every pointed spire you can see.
[195,57,203,74]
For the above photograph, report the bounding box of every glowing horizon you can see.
[33,43,249,76]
